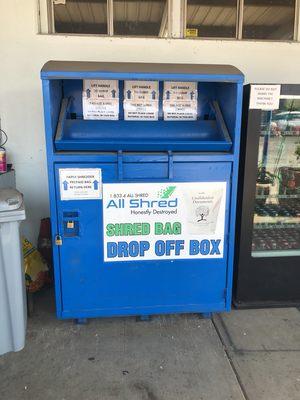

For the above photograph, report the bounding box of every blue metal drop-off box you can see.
[41,61,244,320]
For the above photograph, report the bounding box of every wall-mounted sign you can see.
[82,80,119,120]
[249,85,281,110]
[185,28,198,38]
[59,168,102,201]
[103,181,227,262]
[123,80,159,120]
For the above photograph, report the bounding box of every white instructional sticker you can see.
[163,81,198,121]
[83,80,119,120]
[164,82,197,101]
[103,181,227,262]
[163,101,198,121]
[123,102,158,121]
[249,85,281,110]
[59,168,102,201]
[123,80,159,121]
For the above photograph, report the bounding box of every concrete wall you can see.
[0,0,299,242]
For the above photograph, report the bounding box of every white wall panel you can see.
[0,0,299,242]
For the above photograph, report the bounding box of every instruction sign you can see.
[83,80,119,120]
[59,168,102,201]
[249,85,281,110]
[103,181,227,262]
[163,81,198,120]
[123,80,159,120]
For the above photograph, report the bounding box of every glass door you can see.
[252,96,300,257]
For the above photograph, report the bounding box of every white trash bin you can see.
[0,188,26,355]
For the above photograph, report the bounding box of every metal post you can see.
[159,1,169,38]
[294,0,300,41]
[169,0,185,38]
[107,0,114,36]
[38,0,55,34]
[237,0,244,40]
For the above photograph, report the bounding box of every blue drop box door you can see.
[55,161,231,319]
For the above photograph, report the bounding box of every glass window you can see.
[186,0,237,38]
[252,97,300,257]
[113,0,168,36]
[243,0,295,40]
[53,0,108,34]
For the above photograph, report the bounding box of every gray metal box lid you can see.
[0,189,25,222]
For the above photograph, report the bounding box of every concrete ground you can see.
[0,289,299,400]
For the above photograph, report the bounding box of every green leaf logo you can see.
[157,186,176,199]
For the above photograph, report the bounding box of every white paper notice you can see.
[163,81,198,121]
[123,80,159,120]
[59,168,102,201]
[249,85,281,110]
[102,181,227,262]
[83,80,119,120]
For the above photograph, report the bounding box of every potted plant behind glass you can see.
[256,163,275,206]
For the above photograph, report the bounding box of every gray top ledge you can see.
[41,61,244,82]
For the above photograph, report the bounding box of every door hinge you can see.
[55,234,63,246]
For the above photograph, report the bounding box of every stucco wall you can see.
[0,0,299,242]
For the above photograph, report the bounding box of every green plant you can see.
[257,163,276,184]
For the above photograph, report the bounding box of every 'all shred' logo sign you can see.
[102,182,227,262]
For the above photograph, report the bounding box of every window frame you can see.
[40,0,172,38]
[39,0,300,41]
[185,0,300,41]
